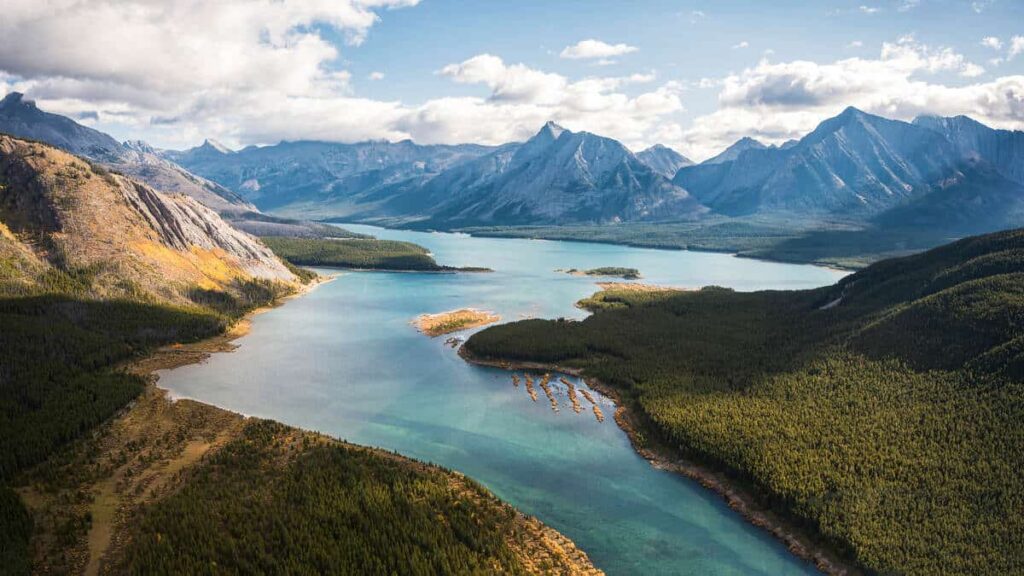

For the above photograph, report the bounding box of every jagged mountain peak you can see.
[539,120,566,140]
[702,136,768,165]
[641,143,672,153]
[809,106,891,134]
[512,121,571,163]
[0,93,254,214]
[913,113,988,132]
[676,106,966,217]
[201,138,233,154]
[837,105,869,118]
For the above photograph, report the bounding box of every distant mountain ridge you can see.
[405,122,705,227]
[0,93,253,214]
[165,137,495,214]
[674,106,1024,229]
[702,136,768,165]
[6,91,1023,244]
[170,121,706,226]
[169,107,1024,236]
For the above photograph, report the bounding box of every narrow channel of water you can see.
[159,226,845,575]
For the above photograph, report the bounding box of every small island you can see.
[558,267,641,280]
[414,309,501,337]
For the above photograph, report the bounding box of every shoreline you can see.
[320,219,864,272]
[129,272,338,375]
[360,223,861,272]
[457,347,860,576]
[122,274,601,575]
[306,266,492,274]
[129,263,852,574]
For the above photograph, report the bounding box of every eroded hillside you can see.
[0,135,294,302]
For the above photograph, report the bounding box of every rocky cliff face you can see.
[0,135,294,300]
[913,114,1024,185]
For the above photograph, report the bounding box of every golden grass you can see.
[413,308,500,337]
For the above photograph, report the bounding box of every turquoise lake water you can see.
[159,225,846,575]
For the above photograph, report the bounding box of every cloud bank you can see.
[0,3,1022,163]
[680,36,1023,159]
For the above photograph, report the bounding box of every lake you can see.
[159,225,846,575]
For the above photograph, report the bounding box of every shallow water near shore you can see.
[159,225,845,576]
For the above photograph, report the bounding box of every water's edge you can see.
[156,228,845,575]
[457,348,860,575]
[143,275,604,573]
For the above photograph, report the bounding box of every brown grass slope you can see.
[0,135,295,301]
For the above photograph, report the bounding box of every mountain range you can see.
[673,106,1024,236]
[166,105,1023,239]
[169,121,705,226]
[2,91,1023,252]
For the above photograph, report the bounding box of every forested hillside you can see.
[112,420,594,575]
[262,236,490,272]
[464,228,1024,575]
[0,136,591,574]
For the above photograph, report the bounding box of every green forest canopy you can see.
[465,227,1024,576]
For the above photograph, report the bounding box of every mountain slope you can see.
[913,114,1024,185]
[168,122,707,226]
[0,92,253,214]
[0,135,294,300]
[676,107,962,216]
[702,136,768,165]
[166,137,494,214]
[636,144,693,178]
[410,123,706,227]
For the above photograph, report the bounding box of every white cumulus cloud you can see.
[1011,36,1024,59]
[675,37,1023,160]
[982,37,1003,50]
[559,39,638,60]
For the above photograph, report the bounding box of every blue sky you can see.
[1,0,1022,159]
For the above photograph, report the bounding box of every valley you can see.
[0,136,599,575]
[157,106,1024,270]
[2,82,1023,576]
[155,224,844,576]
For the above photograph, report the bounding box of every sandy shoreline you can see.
[457,347,860,576]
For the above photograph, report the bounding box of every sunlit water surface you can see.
[160,225,846,575]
